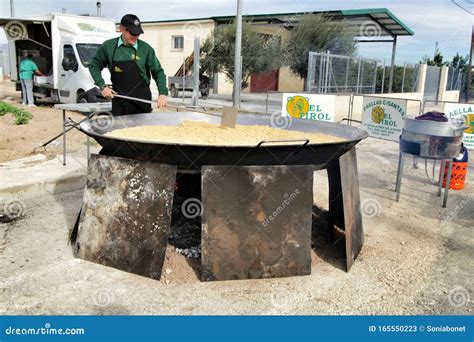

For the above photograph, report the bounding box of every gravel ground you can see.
[0,136,472,315]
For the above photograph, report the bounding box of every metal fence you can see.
[447,67,464,91]
[307,51,379,94]
[375,62,420,94]
[306,51,422,95]
[423,65,442,102]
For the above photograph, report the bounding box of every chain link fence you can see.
[376,62,420,94]
[307,51,379,94]
[306,51,421,95]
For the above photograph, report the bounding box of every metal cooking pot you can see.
[400,117,465,159]
[403,117,467,137]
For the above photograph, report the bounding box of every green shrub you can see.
[0,102,33,125]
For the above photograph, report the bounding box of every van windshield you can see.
[76,44,101,67]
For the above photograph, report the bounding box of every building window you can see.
[172,36,184,50]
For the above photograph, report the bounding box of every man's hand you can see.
[101,86,116,99]
[157,95,167,108]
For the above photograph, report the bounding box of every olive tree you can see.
[200,21,281,90]
[283,14,357,83]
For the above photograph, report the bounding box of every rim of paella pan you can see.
[79,112,368,149]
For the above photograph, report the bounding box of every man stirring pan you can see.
[89,14,168,115]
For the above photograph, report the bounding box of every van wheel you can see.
[77,92,88,103]
[170,85,179,98]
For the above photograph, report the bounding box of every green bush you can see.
[0,102,33,125]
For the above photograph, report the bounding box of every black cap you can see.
[120,14,144,35]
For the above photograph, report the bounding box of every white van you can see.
[0,13,117,103]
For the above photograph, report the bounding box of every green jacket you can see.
[89,37,168,96]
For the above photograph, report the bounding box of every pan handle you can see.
[255,139,310,148]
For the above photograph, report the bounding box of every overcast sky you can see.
[0,0,472,64]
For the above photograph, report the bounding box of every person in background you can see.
[19,54,44,107]
[89,14,168,115]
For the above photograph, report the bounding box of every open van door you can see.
[58,43,79,103]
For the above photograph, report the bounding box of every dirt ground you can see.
[0,125,472,314]
[0,82,89,163]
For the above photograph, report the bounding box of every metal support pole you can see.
[356,57,361,94]
[412,64,419,92]
[442,160,453,208]
[324,52,330,94]
[192,37,200,106]
[306,52,315,92]
[466,25,473,102]
[395,152,404,201]
[10,0,14,17]
[381,59,386,94]
[437,160,444,197]
[318,53,323,93]
[345,58,349,93]
[372,61,377,94]
[232,0,243,108]
[436,67,442,105]
[63,109,66,166]
[401,62,406,92]
[327,55,332,92]
[388,36,397,93]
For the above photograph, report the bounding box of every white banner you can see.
[443,102,474,150]
[362,96,407,141]
[281,93,336,122]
